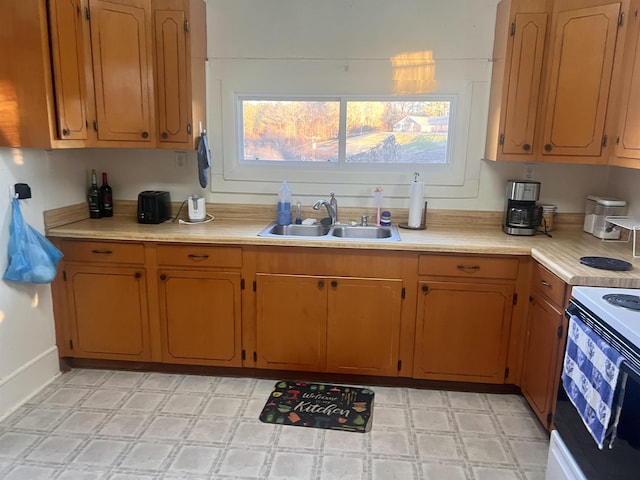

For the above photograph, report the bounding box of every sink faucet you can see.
[313,195,338,225]
[329,192,338,223]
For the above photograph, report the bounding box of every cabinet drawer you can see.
[61,241,145,264]
[418,255,519,280]
[532,263,566,307]
[157,245,242,268]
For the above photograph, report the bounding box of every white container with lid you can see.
[583,195,627,239]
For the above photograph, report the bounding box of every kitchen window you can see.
[238,96,454,167]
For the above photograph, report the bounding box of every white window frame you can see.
[231,93,463,188]
[210,68,480,200]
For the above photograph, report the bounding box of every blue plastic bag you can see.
[3,197,63,284]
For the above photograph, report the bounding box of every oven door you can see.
[553,305,640,479]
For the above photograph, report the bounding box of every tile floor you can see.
[0,369,550,479]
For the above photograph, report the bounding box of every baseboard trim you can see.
[0,346,61,421]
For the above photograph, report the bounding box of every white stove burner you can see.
[572,286,640,350]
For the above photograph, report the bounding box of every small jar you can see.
[541,205,556,232]
[380,211,391,226]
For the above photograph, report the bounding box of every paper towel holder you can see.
[399,201,427,230]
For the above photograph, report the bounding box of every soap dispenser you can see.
[277,181,292,225]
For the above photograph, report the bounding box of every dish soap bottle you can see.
[277,181,292,225]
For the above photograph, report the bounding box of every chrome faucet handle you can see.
[361,215,368,226]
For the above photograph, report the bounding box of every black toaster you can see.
[137,191,171,224]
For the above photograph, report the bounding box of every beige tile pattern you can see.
[0,369,549,479]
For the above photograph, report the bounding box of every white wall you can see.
[0,149,86,418]
[202,0,626,214]
[608,167,640,218]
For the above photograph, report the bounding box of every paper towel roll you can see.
[408,180,424,227]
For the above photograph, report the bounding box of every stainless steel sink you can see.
[258,222,401,241]
[331,225,393,239]
[266,224,330,237]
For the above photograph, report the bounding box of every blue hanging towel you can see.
[562,314,626,449]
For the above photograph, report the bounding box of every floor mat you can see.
[259,380,374,432]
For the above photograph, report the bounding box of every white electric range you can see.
[546,285,640,480]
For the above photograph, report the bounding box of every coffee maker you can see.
[503,180,542,236]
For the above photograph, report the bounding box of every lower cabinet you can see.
[255,273,403,376]
[255,274,327,372]
[53,240,536,389]
[157,270,242,366]
[520,263,568,430]
[155,244,243,366]
[326,276,403,375]
[414,281,514,383]
[59,240,151,361]
[413,254,520,384]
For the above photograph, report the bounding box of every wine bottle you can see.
[100,172,113,217]
[87,169,102,218]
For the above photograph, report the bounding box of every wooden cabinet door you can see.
[158,270,242,366]
[89,0,154,143]
[614,0,640,162]
[414,281,514,383]
[501,12,548,157]
[256,274,327,371]
[153,1,191,145]
[326,277,403,376]
[521,295,564,429]
[66,264,150,360]
[48,0,94,141]
[541,2,622,158]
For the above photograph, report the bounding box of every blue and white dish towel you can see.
[562,314,627,449]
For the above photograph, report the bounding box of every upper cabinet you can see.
[485,0,630,165]
[89,0,155,144]
[0,0,206,149]
[485,4,548,161]
[612,0,640,167]
[48,0,94,143]
[153,0,207,149]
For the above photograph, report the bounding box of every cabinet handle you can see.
[523,143,531,151]
[318,280,325,288]
[134,272,142,279]
[544,143,552,152]
[141,131,149,139]
[161,132,168,139]
[160,274,167,281]
[188,254,209,260]
[91,249,112,255]
[457,265,480,272]
[421,284,429,293]
[331,280,338,288]
[541,280,551,288]
[62,128,71,137]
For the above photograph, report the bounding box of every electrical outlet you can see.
[175,152,187,169]
[523,163,536,180]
